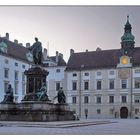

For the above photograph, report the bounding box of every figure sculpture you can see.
[29,37,42,65]
[2,84,14,103]
[57,87,66,104]
[22,82,50,102]
[36,83,49,101]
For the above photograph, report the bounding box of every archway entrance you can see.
[120,107,128,118]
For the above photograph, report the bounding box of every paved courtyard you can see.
[0,119,140,135]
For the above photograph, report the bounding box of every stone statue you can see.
[2,84,14,103]
[57,87,66,104]
[29,37,42,65]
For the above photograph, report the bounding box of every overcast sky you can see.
[0,6,140,61]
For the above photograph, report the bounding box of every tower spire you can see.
[121,15,135,52]
[127,15,129,21]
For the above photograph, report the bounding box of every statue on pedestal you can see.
[2,84,14,103]
[36,82,49,101]
[29,37,42,65]
[57,87,66,104]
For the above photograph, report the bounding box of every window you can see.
[15,71,19,80]
[135,69,140,73]
[97,71,101,76]
[56,82,61,91]
[5,59,9,64]
[72,81,77,90]
[4,68,9,78]
[96,96,101,104]
[97,80,101,90]
[121,79,127,89]
[135,108,139,115]
[109,70,115,75]
[22,72,25,82]
[84,81,89,90]
[134,96,140,103]
[109,79,114,89]
[56,69,60,73]
[72,97,76,104]
[84,96,89,104]
[122,95,127,103]
[14,81,18,94]
[84,72,89,76]
[109,96,114,103]
[4,81,9,93]
[15,62,18,66]
[22,65,26,69]
[135,78,140,88]
[97,109,101,114]
[73,73,77,77]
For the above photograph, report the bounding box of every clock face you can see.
[121,56,128,65]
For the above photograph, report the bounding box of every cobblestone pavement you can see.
[0,119,140,135]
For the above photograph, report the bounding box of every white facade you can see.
[45,66,66,103]
[65,67,140,119]
[0,54,31,102]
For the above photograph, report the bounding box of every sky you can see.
[0,6,140,62]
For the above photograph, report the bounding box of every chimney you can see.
[59,53,63,59]
[14,39,18,44]
[56,51,59,63]
[96,47,102,51]
[70,49,74,56]
[26,43,30,48]
[43,48,48,60]
[5,33,9,40]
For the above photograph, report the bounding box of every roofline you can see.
[0,52,32,65]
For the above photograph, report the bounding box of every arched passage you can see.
[120,107,128,118]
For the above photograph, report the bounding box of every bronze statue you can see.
[22,83,50,102]
[57,87,66,104]
[29,37,42,65]
[2,84,14,103]
[36,83,49,101]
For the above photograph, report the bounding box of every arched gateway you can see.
[120,107,128,118]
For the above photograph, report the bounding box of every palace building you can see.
[65,16,140,119]
[0,16,140,119]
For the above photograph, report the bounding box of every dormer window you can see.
[0,41,7,53]
[26,52,33,62]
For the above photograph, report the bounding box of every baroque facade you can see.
[65,17,140,119]
[0,17,140,119]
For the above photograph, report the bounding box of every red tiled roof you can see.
[0,37,30,63]
[66,47,140,71]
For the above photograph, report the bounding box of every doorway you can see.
[120,107,128,118]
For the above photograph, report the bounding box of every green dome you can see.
[121,32,135,42]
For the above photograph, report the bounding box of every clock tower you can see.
[121,16,135,56]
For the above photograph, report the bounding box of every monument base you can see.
[0,103,76,121]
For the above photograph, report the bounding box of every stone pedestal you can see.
[0,65,76,121]
[0,103,76,121]
[25,66,49,94]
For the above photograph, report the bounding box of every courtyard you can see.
[0,119,139,135]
